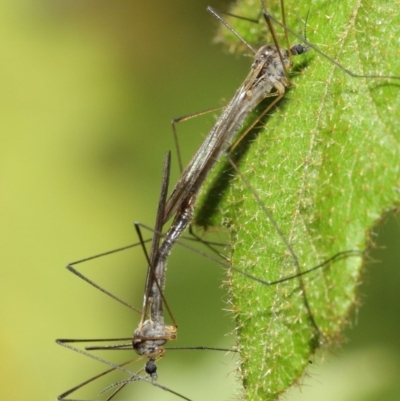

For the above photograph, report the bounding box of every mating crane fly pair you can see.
[57,1,400,400]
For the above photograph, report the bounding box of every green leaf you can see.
[194,0,400,400]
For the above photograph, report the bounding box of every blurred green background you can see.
[1,1,399,400]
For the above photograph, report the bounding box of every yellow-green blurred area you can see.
[1,1,399,400]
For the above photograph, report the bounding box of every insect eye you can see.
[291,43,308,55]
[145,360,157,376]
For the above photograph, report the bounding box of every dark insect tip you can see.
[291,43,309,55]
[145,361,157,375]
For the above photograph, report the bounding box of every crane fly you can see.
[56,0,399,400]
